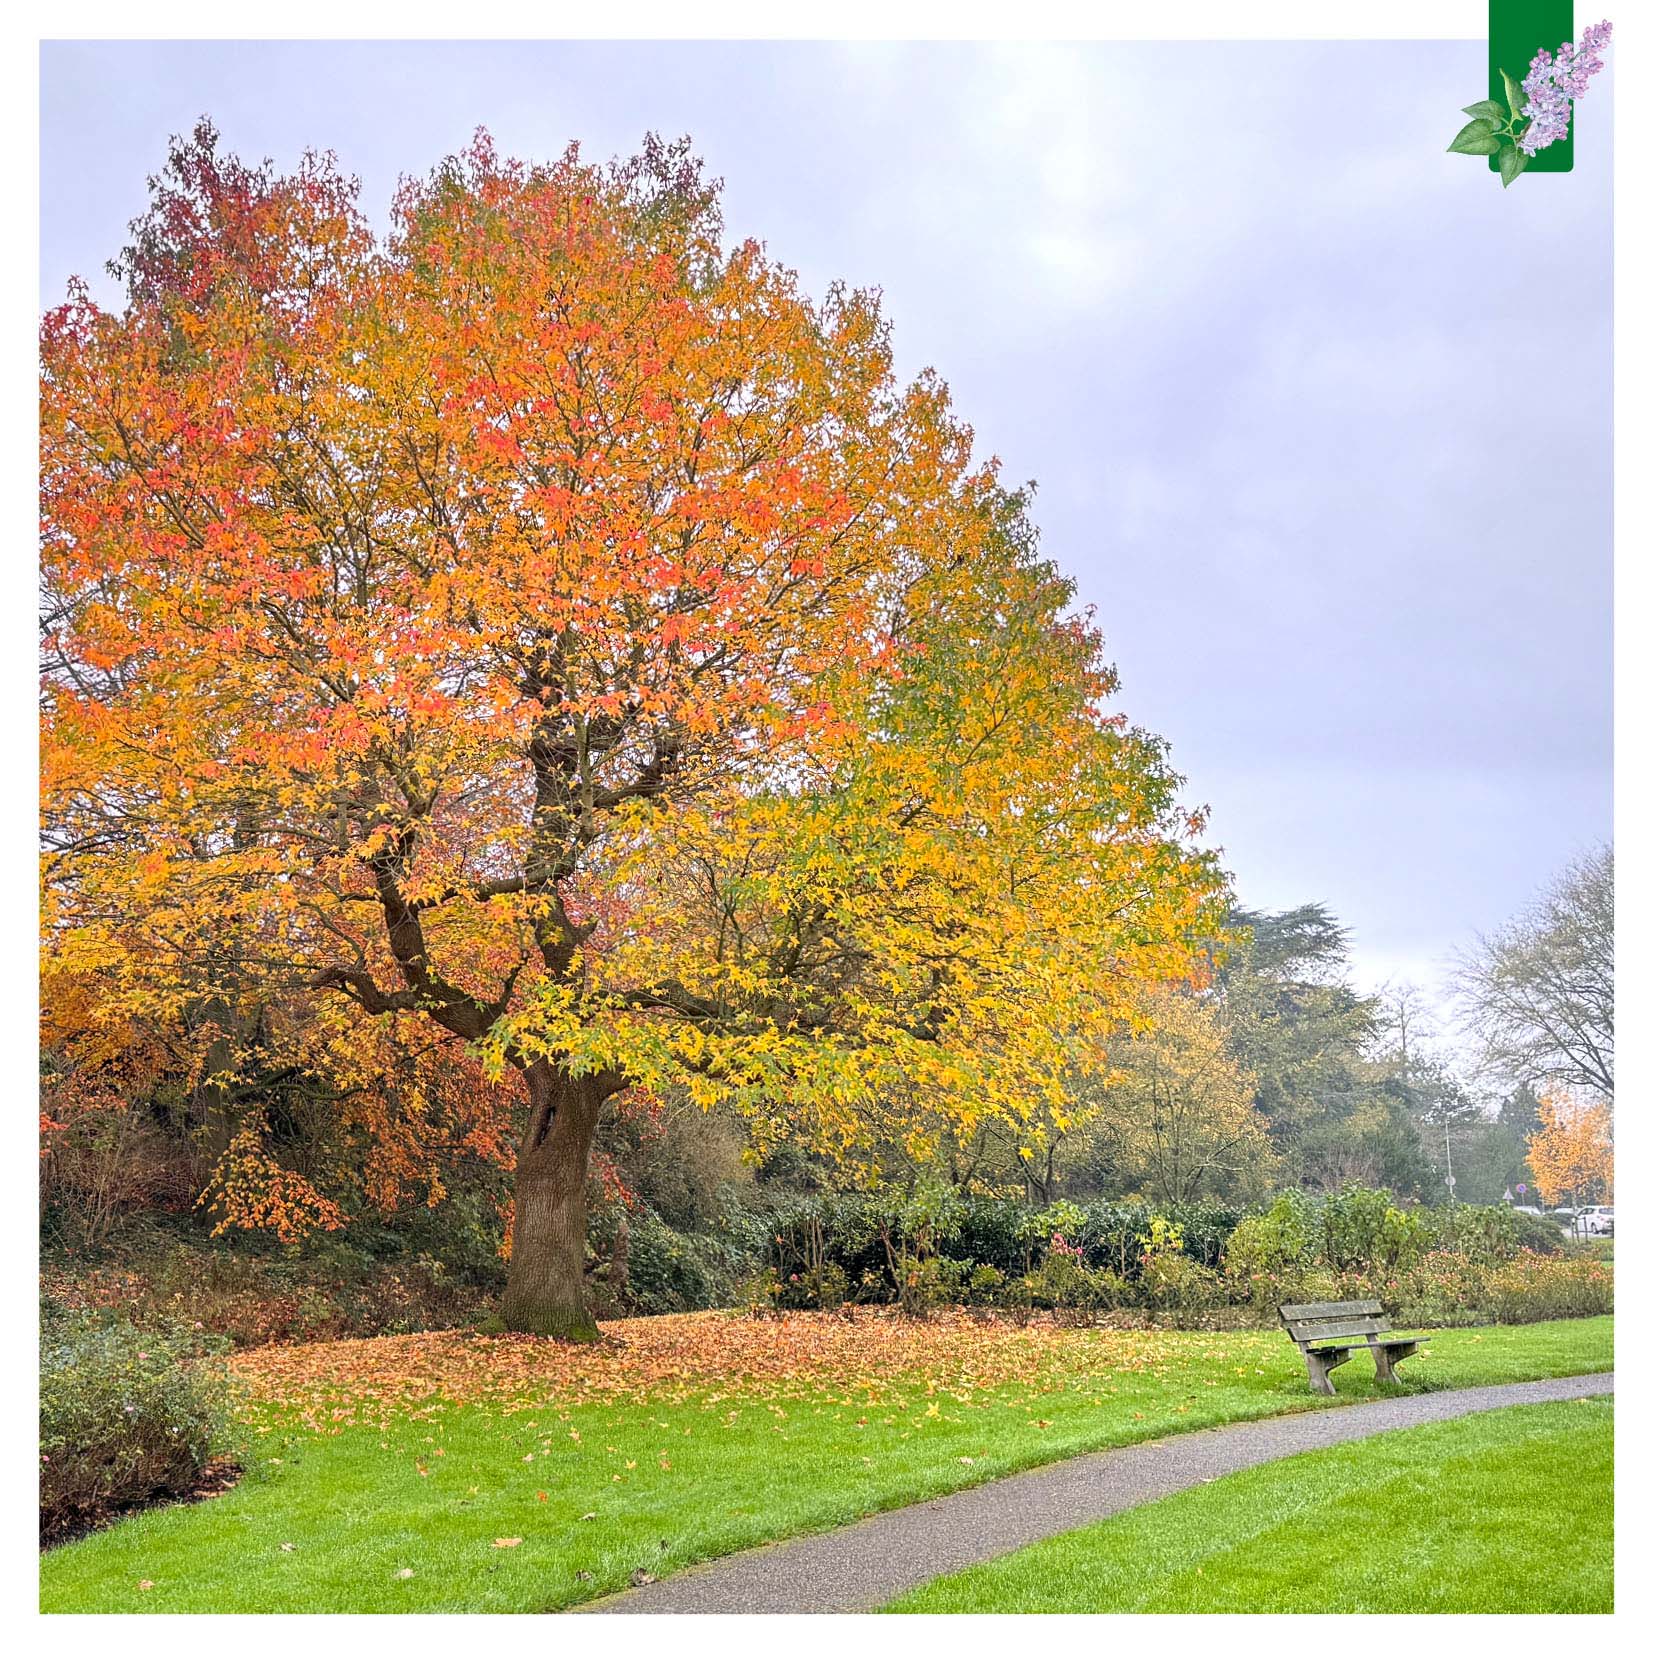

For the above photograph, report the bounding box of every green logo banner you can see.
[1491,1,1575,172]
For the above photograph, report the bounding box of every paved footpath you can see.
[578,1371,1614,1614]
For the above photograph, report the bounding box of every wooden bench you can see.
[1279,1299,1429,1395]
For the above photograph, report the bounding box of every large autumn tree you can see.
[41,124,1224,1336]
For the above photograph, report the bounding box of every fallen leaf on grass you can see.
[231,1311,1226,1440]
[492,1537,523,1548]
[396,1569,414,1579]
[137,1580,153,1591]
[630,1569,656,1588]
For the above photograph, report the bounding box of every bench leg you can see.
[1304,1346,1352,1396]
[1372,1341,1419,1385]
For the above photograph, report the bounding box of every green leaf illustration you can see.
[1499,144,1531,188]
[1500,68,1529,118]
[1447,120,1502,156]
[1461,99,1508,124]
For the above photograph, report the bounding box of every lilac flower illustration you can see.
[1519,21,1614,155]
[1447,20,1612,186]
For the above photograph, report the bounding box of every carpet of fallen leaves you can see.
[230,1309,1278,1431]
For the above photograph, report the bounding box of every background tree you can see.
[1213,907,1375,1135]
[1208,905,1416,1185]
[1455,845,1614,1101]
[42,124,1222,1336]
[1092,988,1273,1205]
[1454,1082,1543,1205]
[1288,1092,1430,1196]
[994,902,1451,1204]
[1373,978,1438,1079]
[1398,1055,1484,1203]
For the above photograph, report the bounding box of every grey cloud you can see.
[40,38,1613,1010]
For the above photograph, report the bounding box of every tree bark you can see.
[500,1062,616,1339]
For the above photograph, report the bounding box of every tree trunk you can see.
[500,1062,612,1340]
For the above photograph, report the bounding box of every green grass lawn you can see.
[40,1314,1612,1614]
[889,1395,1613,1613]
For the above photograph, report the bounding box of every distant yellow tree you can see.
[1102,989,1274,1204]
[1526,1091,1613,1206]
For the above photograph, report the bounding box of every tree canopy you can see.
[41,124,1225,1333]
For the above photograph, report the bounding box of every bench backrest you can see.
[1278,1299,1390,1344]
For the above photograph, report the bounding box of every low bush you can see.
[42,1239,493,1347]
[1139,1249,1224,1326]
[1225,1190,1317,1282]
[1021,1236,1124,1326]
[704,1188,1613,1329]
[1508,1210,1565,1255]
[1319,1183,1431,1273]
[1297,1251,1614,1329]
[41,1183,1610,1346]
[40,1306,236,1542]
[963,1262,1007,1305]
[1481,1254,1615,1324]
[1226,1186,1560,1296]
[621,1212,757,1317]
[1427,1201,1521,1264]
[1374,1254,1492,1327]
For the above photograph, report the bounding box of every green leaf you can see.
[1461,99,1508,124]
[1499,144,1530,188]
[1501,68,1528,118]
[1447,119,1502,156]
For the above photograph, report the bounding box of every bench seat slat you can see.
[1285,1316,1389,1341]
[1304,1334,1428,1350]
[1278,1300,1382,1319]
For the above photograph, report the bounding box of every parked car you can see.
[1575,1205,1615,1236]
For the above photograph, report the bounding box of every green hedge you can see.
[756,1189,1245,1308]
[601,1184,1592,1323]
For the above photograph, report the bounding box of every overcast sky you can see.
[39,39,1614,1032]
